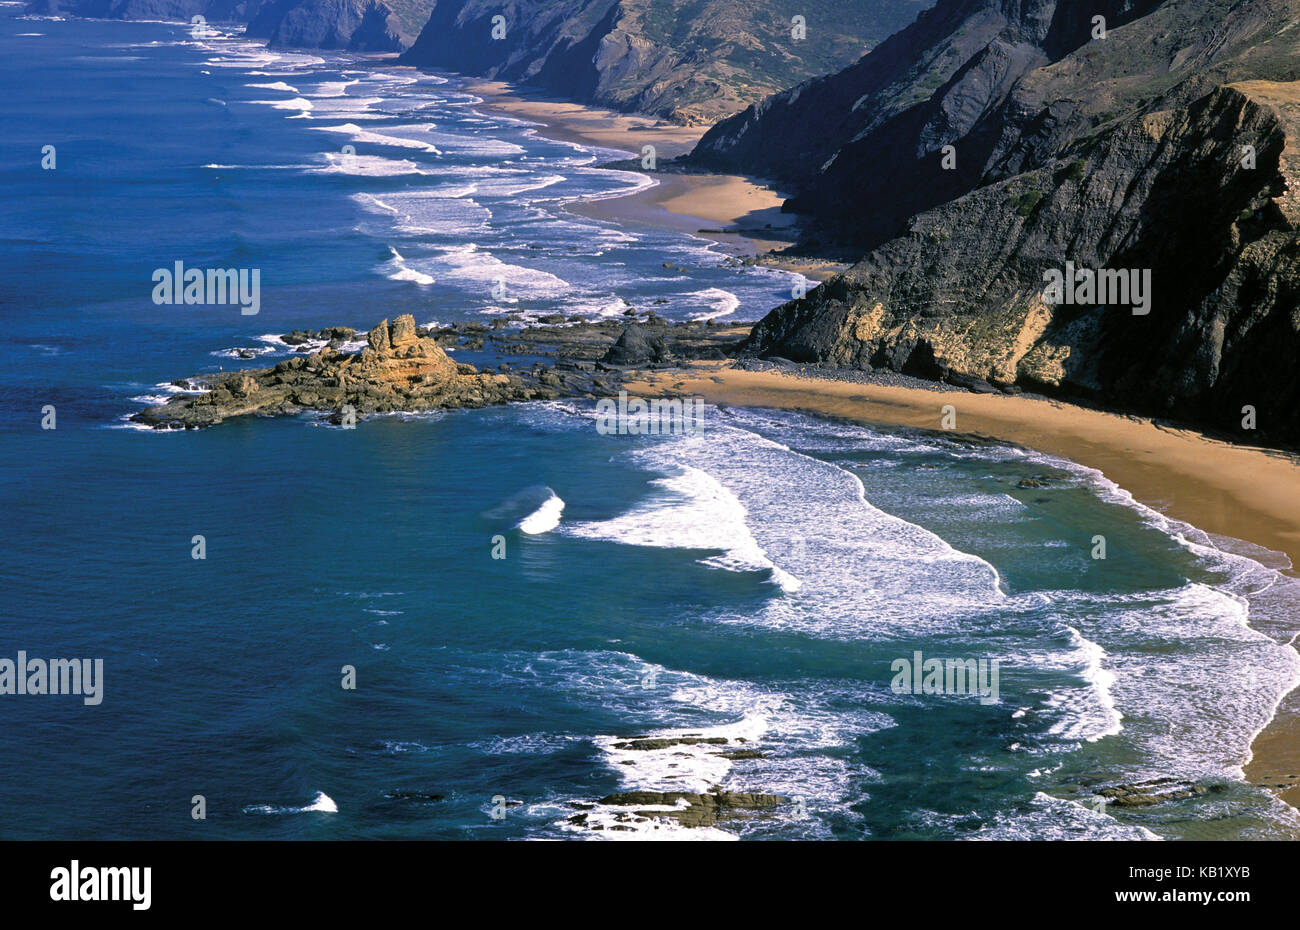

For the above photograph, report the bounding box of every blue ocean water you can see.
[3,10,1300,840]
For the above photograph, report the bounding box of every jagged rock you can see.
[388,314,418,349]
[367,320,391,353]
[1097,780,1222,807]
[610,736,729,751]
[230,373,259,398]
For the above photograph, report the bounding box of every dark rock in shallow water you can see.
[382,790,445,802]
[1095,778,1225,807]
[610,736,728,752]
[595,790,787,828]
[602,325,673,366]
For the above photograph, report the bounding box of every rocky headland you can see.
[684,0,1300,446]
[131,312,751,429]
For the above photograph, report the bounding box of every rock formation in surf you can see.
[133,314,537,428]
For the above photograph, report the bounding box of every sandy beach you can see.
[623,362,1300,803]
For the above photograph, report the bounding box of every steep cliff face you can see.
[245,0,432,49]
[742,81,1300,444]
[400,0,934,124]
[687,0,1300,443]
[687,0,1195,246]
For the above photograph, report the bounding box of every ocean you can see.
[3,8,1300,841]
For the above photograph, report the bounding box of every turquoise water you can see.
[3,10,1300,841]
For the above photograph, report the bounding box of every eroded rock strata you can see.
[686,0,1300,445]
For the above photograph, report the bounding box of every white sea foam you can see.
[1040,626,1124,742]
[428,244,569,298]
[247,81,298,93]
[685,287,741,320]
[382,246,435,286]
[313,152,430,176]
[915,792,1161,840]
[565,464,800,593]
[352,191,492,238]
[469,173,567,198]
[311,123,441,153]
[210,345,276,359]
[710,407,1300,792]
[517,490,565,534]
[306,79,357,97]
[247,96,314,116]
[243,790,337,815]
[564,412,1003,622]
[497,649,888,839]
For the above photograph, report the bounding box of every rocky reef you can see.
[133,313,750,429]
[132,314,539,429]
[572,789,787,830]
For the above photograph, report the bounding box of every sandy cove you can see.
[621,362,1300,807]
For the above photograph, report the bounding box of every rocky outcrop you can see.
[588,789,786,828]
[741,79,1300,445]
[400,0,933,124]
[601,323,672,365]
[1096,778,1225,807]
[133,314,538,428]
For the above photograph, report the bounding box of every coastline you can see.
[462,79,846,282]
[622,362,1300,807]
[461,76,1300,815]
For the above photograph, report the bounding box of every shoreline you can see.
[450,70,1300,814]
[462,79,847,282]
[622,361,1300,809]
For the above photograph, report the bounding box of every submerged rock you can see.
[1095,778,1225,807]
[595,789,787,829]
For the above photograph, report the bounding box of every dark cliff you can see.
[691,0,1300,445]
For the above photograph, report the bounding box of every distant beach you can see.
[463,79,846,282]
